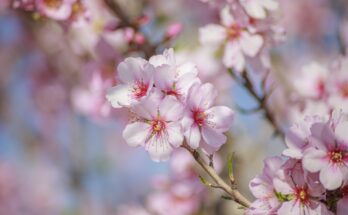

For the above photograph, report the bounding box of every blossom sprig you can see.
[106,48,234,161]
[248,110,348,214]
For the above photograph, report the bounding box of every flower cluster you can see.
[106,49,234,161]
[248,110,348,214]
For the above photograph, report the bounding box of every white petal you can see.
[337,197,348,215]
[240,32,263,57]
[199,24,227,46]
[319,164,343,190]
[159,96,184,121]
[122,122,151,147]
[205,106,234,132]
[223,41,245,71]
[201,125,226,149]
[334,121,348,144]
[146,137,173,162]
[131,90,162,119]
[166,122,184,147]
[220,6,235,27]
[241,0,266,19]
[106,85,131,108]
[154,65,175,91]
[117,57,148,83]
[302,148,327,172]
[262,0,279,11]
[184,124,201,149]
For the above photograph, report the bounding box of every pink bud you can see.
[134,33,145,45]
[123,28,135,42]
[165,22,183,39]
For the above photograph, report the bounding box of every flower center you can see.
[295,187,309,204]
[43,0,62,9]
[193,109,207,126]
[132,80,148,100]
[339,82,348,98]
[151,119,166,135]
[329,150,343,164]
[226,24,241,40]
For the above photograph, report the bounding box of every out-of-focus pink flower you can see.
[182,82,234,154]
[35,0,75,20]
[122,93,184,162]
[106,57,155,108]
[199,7,263,71]
[302,112,348,190]
[149,48,200,102]
[247,156,283,215]
[239,0,279,19]
[293,62,328,99]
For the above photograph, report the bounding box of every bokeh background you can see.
[1,0,348,214]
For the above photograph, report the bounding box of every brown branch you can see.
[183,144,251,208]
[229,69,285,138]
[104,0,157,58]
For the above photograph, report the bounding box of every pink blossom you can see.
[106,57,155,108]
[199,7,263,71]
[165,22,183,39]
[122,93,184,162]
[149,49,200,101]
[182,82,234,154]
[247,156,283,215]
[239,0,279,19]
[283,115,325,159]
[293,62,328,99]
[273,161,331,215]
[35,0,75,20]
[302,114,348,190]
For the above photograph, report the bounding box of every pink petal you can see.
[310,122,335,149]
[319,164,343,190]
[249,177,273,199]
[117,57,149,83]
[223,41,245,71]
[201,125,226,149]
[154,65,176,91]
[205,106,234,132]
[273,177,293,195]
[240,0,266,19]
[240,32,263,57]
[276,200,300,215]
[131,91,162,119]
[122,122,151,147]
[302,148,327,172]
[159,96,184,121]
[166,122,184,148]
[187,83,217,110]
[149,48,176,67]
[337,197,348,215]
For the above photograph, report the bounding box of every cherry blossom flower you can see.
[293,62,328,99]
[302,114,348,190]
[149,49,200,101]
[182,82,234,154]
[122,93,184,162]
[247,156,283,215]
[273,161,331,215]
[239,0,279,20]
[36,0,75,20]
[199,7,263,71]
[337,183,348,215]
[283,115,325,159]
[106,57,155,108]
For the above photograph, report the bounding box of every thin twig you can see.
[183,144,251,208]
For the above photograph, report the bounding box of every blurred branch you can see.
[183,143,251,208]
[104,0,157,58]
[228,68,285,139]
